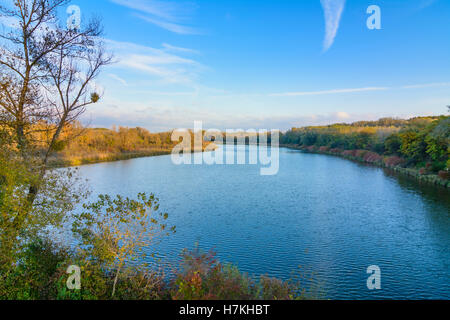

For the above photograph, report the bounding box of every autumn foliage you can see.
[282,116,449,174]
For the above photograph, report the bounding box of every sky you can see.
[10,0,450,131]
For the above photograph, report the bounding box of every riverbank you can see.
[48,144,218,168]
[42,125,216,168]
[47,148,173,168]
[281,144,450,189]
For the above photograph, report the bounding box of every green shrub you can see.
[0,238,70,300]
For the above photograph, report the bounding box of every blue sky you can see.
[70,0,449,131]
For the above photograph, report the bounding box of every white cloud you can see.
[270,87,387,97]
[110,0,179,20]
[83,102,383,132]
[162,43,200,55]
[135,14,202,35]
[110,0,201,34]
[336,111,350,119]
[104,39,205,85]
[320,0,346,52]
[108,73,128,86]
[0,15,20,29]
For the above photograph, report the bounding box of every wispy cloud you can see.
[110,0,179,20]
[135,13,201,35]
[401,82,450,89]
[108,73,128,86]
[105,39,205,85]
[270,87,387,97]
[320,0,346,52]
[0,15,20,29]
[417,0,438,10]
[162,43,200,55]
[110,0,201,34]
[270,81,450,97]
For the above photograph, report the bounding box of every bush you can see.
[363,152,383,164]
[172,248,308,300]
[0,237,171,300]
[355,150,368,159]
[330,148,342,154]
[431,161,446,173]
[172,249,253,300]
[0,237,313,300]
[342,150,357,157]
[438,171,450,180]
[0,238,70,300]
[384,156,405,168]
[72,193,175,298]
[257,276,294,300]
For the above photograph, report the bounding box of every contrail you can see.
[320,0,346,52]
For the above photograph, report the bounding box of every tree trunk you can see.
[111,265,122,298]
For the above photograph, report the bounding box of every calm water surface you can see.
[74,145,450,299]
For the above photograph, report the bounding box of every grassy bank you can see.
[48,146,217,168]
[48,148,174,168]
[282,144,449,189]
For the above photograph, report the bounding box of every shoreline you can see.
[49,144,219,168]
[48,149,173,168]
[281,144,450,189]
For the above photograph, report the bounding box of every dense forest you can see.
[280,116,449,179]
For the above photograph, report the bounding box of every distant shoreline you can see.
[49,145,218,168]
[281,144,449,189]
[48,149,173,168]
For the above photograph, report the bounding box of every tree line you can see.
[41,122,180,166]
[281,116,449,174]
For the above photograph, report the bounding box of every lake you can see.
[75,145,450,299]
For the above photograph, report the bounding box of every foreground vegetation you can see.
[0,238,311,300]
[281,115,450,187]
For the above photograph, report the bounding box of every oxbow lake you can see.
[73,145,450,300]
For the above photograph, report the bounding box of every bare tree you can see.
[0,0,112,205]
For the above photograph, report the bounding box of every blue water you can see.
[74,145,450,299]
